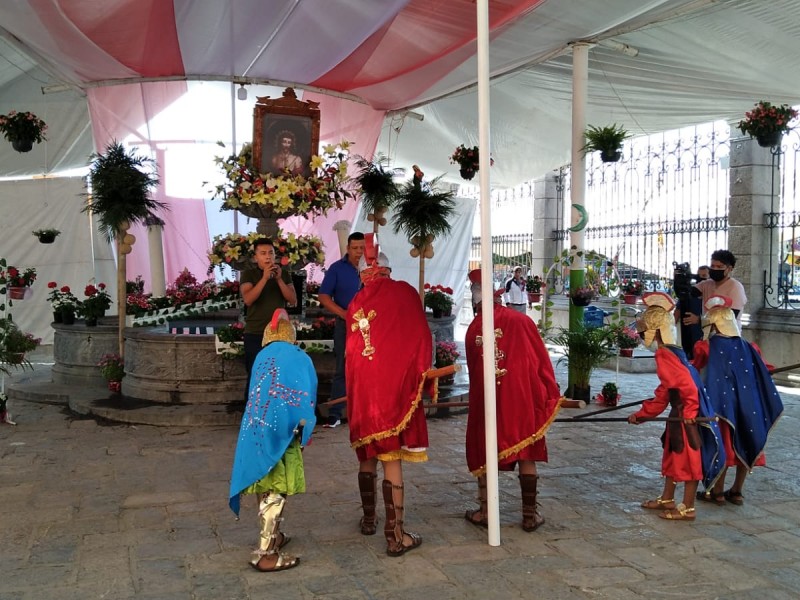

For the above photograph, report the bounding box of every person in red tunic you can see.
[628,292,722,521]
[464,270,562,532]
[346,244,436,556]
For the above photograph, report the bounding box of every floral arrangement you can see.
[207,231,325,275]
[423,283,455,313]
[622,279,644,295]
[126,274,240,316]
[569,285,596,302]
[98,353,125,381]
[1,266,37,288]
[212,140,353,219]
[0,318,41,364]
[596,381,620,406]
[0,110,48,144]
[79,283,112,318]
[165,269,216,306]
[296,316,336,340]
[435,340,460,368]
[306,281,321,295]
[738,101,799,138]
[450,144,480,171]
[46,282,80,311]
[526,275,542,293]
[615,325,641,349]
[216,321,244,344]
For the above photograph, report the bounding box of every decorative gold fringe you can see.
[471,395,565,477]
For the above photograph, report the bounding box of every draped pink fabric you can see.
[87,81,210,289]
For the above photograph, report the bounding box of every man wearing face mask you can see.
[682,250,746,328]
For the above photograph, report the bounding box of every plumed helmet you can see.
[636,291,678,346]
[702,295,741,338]
[262,308,296,346]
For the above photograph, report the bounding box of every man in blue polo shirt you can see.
[318,231,365,427]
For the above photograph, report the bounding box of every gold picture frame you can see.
[252,87,320,178]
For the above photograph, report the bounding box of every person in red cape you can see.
[464,269,562,532]
[346,239,436,556]
[628,292,725,521]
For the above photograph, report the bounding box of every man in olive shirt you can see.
[240,239,298,384]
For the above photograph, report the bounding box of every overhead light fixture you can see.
[237,84,248,101]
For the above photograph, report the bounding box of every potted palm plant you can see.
[581,124,630,162]
[354,153,399,234]
[392,167,456,305]
[550,324,615,401]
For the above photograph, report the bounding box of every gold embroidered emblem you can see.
[351,308,377,359]
[475,328,507,382]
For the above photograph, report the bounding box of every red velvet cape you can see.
[465,304,562,475]
[346,278,432,458]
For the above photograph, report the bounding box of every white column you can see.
[569,42,590,270]
[333,220,352,258]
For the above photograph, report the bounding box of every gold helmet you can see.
[262,308,296,346]
[636,291,678,347]
[702,295,741,338]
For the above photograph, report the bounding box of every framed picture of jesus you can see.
[252,87,320,179]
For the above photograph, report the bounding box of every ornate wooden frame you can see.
[252,87,320,178]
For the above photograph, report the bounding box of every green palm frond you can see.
[391,175,456,247]
[353,154,398,217]
[84,141,165,241]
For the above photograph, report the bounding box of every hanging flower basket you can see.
[12,138,34,153]
[0,110,48,153]
[756,131,783,148]
[8,287,27,300]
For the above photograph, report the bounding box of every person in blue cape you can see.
[229,309,317,572]
[691,295,784,507]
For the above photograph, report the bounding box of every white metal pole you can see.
[476,0,500,547]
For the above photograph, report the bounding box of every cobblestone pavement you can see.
[1,351,799,599]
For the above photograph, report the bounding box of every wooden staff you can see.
[325,364,459,407]
[768,362,800,375]
[555,416,718,423]
[571,398,651,419]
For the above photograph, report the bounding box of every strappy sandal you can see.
[658,503,696,521]
[724,489,744,506]
[464,509,488,528]
[387,531,422,557]
[696,490,726,506]
[252,552,300,572]
[641,496,675,510]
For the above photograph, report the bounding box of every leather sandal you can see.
[464,509,488,528]
[696,490,726,506]
[641,496,675,510]
[386,531,422,557]
[724,489,744,506]
[658,503,696,521]
[252,552,300,572]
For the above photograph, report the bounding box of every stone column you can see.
[147,224,166,297]
[531,171,563,276]
[333,220,352,258]
[728,135,779,313]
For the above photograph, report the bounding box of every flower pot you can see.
[61,309,76,325]
[623,294,638,305]
[11,138,34,153]
[571,296,591,307]
[37,233,57,244]
[600,149,622,163]
[8,286,26,300]
[53,310,63,324]
[432,308,443,319]
[527,292,541,304]
[568,384,591,402]
[85,317,98,327]
[459,167,476,180]
[756,131,782,148]
[108,380,122,394]
[619,348,634,358]
[603,393,619,407]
